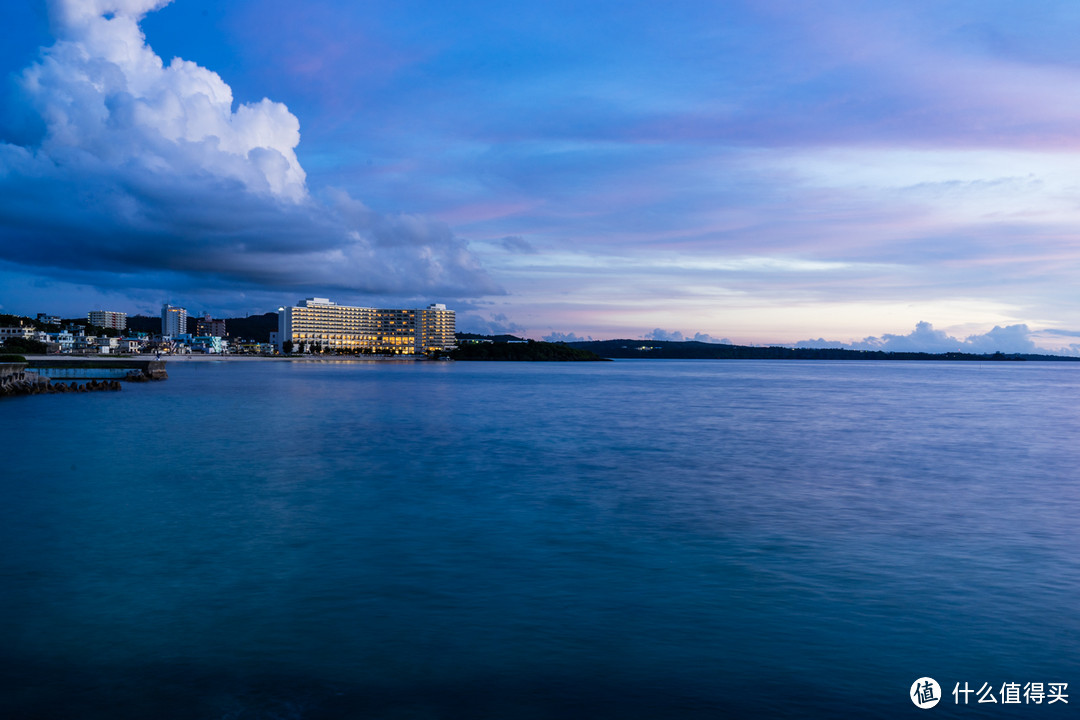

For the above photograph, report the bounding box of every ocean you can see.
[2,358,1079,718]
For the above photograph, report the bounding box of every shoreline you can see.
[20,354,432,363]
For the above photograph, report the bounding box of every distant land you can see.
[562,339,1080,362]
[13,311,1080,360]
[453,334,1080,361]
[451,340,607,362]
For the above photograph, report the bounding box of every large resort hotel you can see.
[275,298,456,355]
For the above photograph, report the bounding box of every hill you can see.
[451,341,608,361]
[565,339,1080,362]
[126,312,278,340]
[223,313,278,341]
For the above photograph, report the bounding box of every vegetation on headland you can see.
[0,313,55,331]
[127,312,278,339]
[451,335,1080,362]
[451,340,608,361]
[0,337,48,355]
[456,332,531,344]
[561,339,1080,362]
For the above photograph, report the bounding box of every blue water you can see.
[2,359,1080,718]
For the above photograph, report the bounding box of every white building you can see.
[72,334,98,354]
[418,303,456,354]
[87,310,127,331]
[191,336,223,354]
[161,304,188,337]
[275,298,456,355]
[0,326,36,343]
[46,331,74,353]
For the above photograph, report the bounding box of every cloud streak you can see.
[0,0,499,304]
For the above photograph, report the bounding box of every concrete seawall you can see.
[27,359,168,381]
[1,363,54,396]
[2,359,167,397]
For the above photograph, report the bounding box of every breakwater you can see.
[27,358,168,380]
[1,359,167,397]
[0,363,49,396]
[1,363,122,396]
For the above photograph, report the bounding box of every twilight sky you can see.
[4,0,1080,353]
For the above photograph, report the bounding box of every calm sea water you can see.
[2,359,1080,718]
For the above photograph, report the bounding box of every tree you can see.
[87,325,121,337]
[2,338,48,355]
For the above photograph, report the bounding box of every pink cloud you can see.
[435,199,543,226]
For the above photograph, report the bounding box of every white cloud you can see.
[0,0,499,301]
[794,321,1063,355]
[457,312,525,336]
[542,331,593,342]
[645,328,684,342]
[31,0,305,201]
[643,328,729,344]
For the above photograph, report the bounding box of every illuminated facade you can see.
[275,298,456,355]
[417,303,456,354]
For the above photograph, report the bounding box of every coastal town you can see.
[0,298,458,358]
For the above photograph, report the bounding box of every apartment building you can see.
[87,310,127,331]
[195,314,227,338]
[161,304,188,337]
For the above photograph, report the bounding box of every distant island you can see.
[451,340,608,361]
[454,335,1080,362]
[561,339,1080,362]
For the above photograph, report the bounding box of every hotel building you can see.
[275,298,456,355]
[417,303,456,354]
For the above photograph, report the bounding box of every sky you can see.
[3,0,1080,353]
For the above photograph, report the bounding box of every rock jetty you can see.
[0,363,123,397]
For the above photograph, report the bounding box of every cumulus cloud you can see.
[691,332,731,344]
[644,328,729,344]
[794,321,1050,354]
[645,328,684,342]
[456,312,525,336]
[0,0,499,300]
[542,331,593,342]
